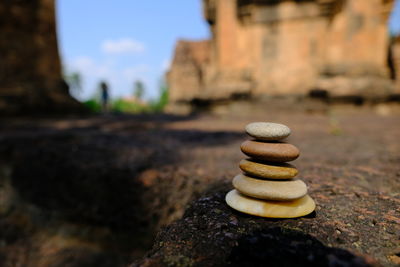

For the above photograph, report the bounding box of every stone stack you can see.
[226,122,315,218]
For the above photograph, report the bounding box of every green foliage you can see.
[149,84,169,112]
[111,86,169,114]
[111,99,149,113]
[71,77,169,115]
[61,68,170,114]
[83,99,102,113]
[112,82,169,114]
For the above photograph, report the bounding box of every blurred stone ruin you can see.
[0,0,398,115]
[0,0,82,115]
[167,0,399,113]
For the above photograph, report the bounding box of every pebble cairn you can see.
[225,122,316,218]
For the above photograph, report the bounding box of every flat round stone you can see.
[225,189,315,218]
[240,140,300,162]
[239,159,298,179]
[245,122,291,141]
[232,174,307,201]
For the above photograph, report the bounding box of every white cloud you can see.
[101,38,145,55]
[71,56,112,77]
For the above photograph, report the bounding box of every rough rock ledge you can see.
[132,182,399,267]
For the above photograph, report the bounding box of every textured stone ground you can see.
[0,101,399,266]
[132,103,400,267]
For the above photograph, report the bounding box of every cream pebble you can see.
[226,190,315,218]
[245,122,291,141]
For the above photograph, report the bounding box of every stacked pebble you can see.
[225,122,316,218]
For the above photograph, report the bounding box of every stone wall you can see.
[167,40,210,103]
[167,0,395,111]
[0,0,81,114]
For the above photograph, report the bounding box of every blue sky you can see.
[390,0,400,35]
[56,0,209,100]
[57,0,400,101]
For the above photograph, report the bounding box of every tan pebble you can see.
[225,189,316,218]
[239,159,298,179]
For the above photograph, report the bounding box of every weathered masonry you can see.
[167,0,396,111]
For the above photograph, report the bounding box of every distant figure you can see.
[99,81,109,112]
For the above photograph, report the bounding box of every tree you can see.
[64,71,82,96]
[149,77,169,112]
[133,80,145,100]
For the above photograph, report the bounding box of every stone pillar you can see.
[0,0,82,114]
[314,0,395,98]
[216,0,238,69]
[324,0,390,75]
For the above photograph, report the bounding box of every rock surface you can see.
[232,174,307,200]
[133,182,398,267]
[245,122,291,141]
[241,140,300,162]
[239,159,298,179]
[0,104,399,266]
[129,104,400,267]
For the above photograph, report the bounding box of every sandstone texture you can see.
[241,140,300,162]
[239,159,298,179]
[130,104,399,267]
[0,0,82,114]
[133,182,399,267]
[232,174,307,200]
[166,40,210,106]
[245,122,291,141]
[167,0,396,112]
[0,102,399,266]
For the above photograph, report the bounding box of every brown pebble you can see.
[240,140,300,162]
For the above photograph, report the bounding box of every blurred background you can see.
[1,0,399,114]
[0,1,400,266]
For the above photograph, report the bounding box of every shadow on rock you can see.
[0,123,244,266]
[132,184,387,267]
[228,227,370,267]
